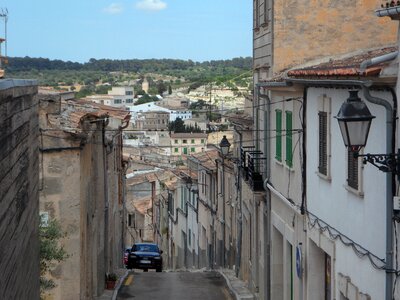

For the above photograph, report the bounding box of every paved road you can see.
[117,270,233,300]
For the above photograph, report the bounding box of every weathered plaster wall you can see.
[273,0,397,73]
[0,82,40,300]
[40,151,81,300]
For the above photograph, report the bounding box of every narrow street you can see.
[117,271,233,300]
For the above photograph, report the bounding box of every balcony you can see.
[240,146,262,181]
[246,151,265,192]
[239,146,266,191]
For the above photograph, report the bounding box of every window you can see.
[325,254,331,300]
[128,214,135,227]
[114,99,122,104]
[183,139,188,144]
[183,147,188,154]
[275,109,282,161]
[181,186,184,208]
[191,147,195,153]
[175,139,178,144]
[318,112,328,175]
[191,139,195,144]
[201,139,204,144]
[126,91,133,95]
[347,150,358,190]
[254,0,260,29]
[263,0,269,25]
[126,98,133,103]
[285,111,293,167]
[188,229,192,246]
[174,148,179,153]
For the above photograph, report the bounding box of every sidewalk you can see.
[95,268,254,300]
[95,268,129,300]
[218,269,255,300]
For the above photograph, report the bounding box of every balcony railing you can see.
[240,146,262,181]
[247,151,265,191]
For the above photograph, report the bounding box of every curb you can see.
[218,269,240,300]
[111,270,129,300]
[217,269,254,300]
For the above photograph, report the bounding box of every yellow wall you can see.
[272,0,397,73]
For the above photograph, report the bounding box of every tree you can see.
[134,94,159,105]
[156,80,167,95]
[168,117,186,133]
[168,84,172,95]
[40,217,68,298]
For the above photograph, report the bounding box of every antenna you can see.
[0,8,8,77]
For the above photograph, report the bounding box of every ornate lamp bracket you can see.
[356,150,400,176]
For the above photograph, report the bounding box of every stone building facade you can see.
[39,94,130,299]
[0,79,40,300]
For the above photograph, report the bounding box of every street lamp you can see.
[219,135,231,157]
[335,90,400,174]
[335,90,375,152]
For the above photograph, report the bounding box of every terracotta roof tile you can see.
[287,46,397,77]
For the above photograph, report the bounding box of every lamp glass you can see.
[219,135,231,156]
[335,90,375,151]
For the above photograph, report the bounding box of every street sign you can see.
[296,245,302,278]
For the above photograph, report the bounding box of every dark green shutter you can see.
[286,111,293,167]
[318,112,328,175]
[276,110,282,161]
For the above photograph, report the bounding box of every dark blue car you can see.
[127,243,163,272]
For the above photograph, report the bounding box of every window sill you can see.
[316,172,331,182]
[344,185,364,198]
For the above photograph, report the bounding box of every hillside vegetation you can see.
[6,56,252,87]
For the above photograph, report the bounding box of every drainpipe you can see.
[235,128,243,278]
[362,86,396,300]
[102,117,110,273]
[284,77,397,300]
[359,51,398,74]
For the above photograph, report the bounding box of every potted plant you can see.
[106,272,118,290]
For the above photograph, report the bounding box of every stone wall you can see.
[273,0,397,73]
[0,80,39,299]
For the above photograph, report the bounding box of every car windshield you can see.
[133,244,159,252]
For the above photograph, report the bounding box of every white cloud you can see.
[135,0,167,11]
[103,3,123,14]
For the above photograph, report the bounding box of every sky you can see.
[1,0,252,63]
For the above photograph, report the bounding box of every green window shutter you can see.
[191,147,195,152]
[285,111,293,167]
[275,110,282,161]
[174,148,179,153]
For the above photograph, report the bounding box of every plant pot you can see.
[106,280,116,290]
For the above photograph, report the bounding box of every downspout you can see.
[119,117,130,263]
[362,86,396,300]
[102,117,110,273]
[257,85,272,299]
[301,87,308,216]
[359,51,398,74]
[235,128,243,278]
[256,81,290,299]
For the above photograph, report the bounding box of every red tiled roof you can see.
[47,99,130,133]
[170,132,208,138]
[191,149,220,171]
[287,46,397,77]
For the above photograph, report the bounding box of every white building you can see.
[84,86,135,108]
[129,102,192,123]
